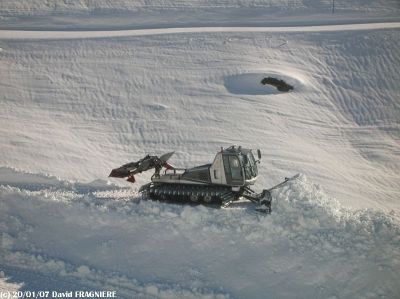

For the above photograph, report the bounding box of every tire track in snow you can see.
[0,22,400,40]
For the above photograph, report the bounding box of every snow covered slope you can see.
[1,0,400,298]
[1,169,399,298]
[1,25,399,211]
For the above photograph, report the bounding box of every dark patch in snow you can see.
[261,77,293,92]
[224,72,300,95]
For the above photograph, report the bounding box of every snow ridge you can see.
[2,23,400,40]
[2,251,231,299]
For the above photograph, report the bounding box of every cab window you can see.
[229,156,242,180]
[223,155,244,185]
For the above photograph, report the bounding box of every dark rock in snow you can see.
[261,77,294,92]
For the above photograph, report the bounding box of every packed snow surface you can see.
[1,0,400,298]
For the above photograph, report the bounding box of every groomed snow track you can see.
[1,22,400,40]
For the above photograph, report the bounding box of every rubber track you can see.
[141,183,234,204]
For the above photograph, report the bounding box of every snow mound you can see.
[0,167,122,193]
[224,72,304,95]
[272,175,400,255]
[1,170,399,298]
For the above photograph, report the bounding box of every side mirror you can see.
[257,149,262,160]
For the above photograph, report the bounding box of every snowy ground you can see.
[1,1,400,298]
[1,170,399,298]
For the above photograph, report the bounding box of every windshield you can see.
[243,151,258,179]
[223,154,244,185]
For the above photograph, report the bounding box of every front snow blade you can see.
[268,173,300,192]
[255,204,271,214]
[255,190,272,213]
[248,173,299,213]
